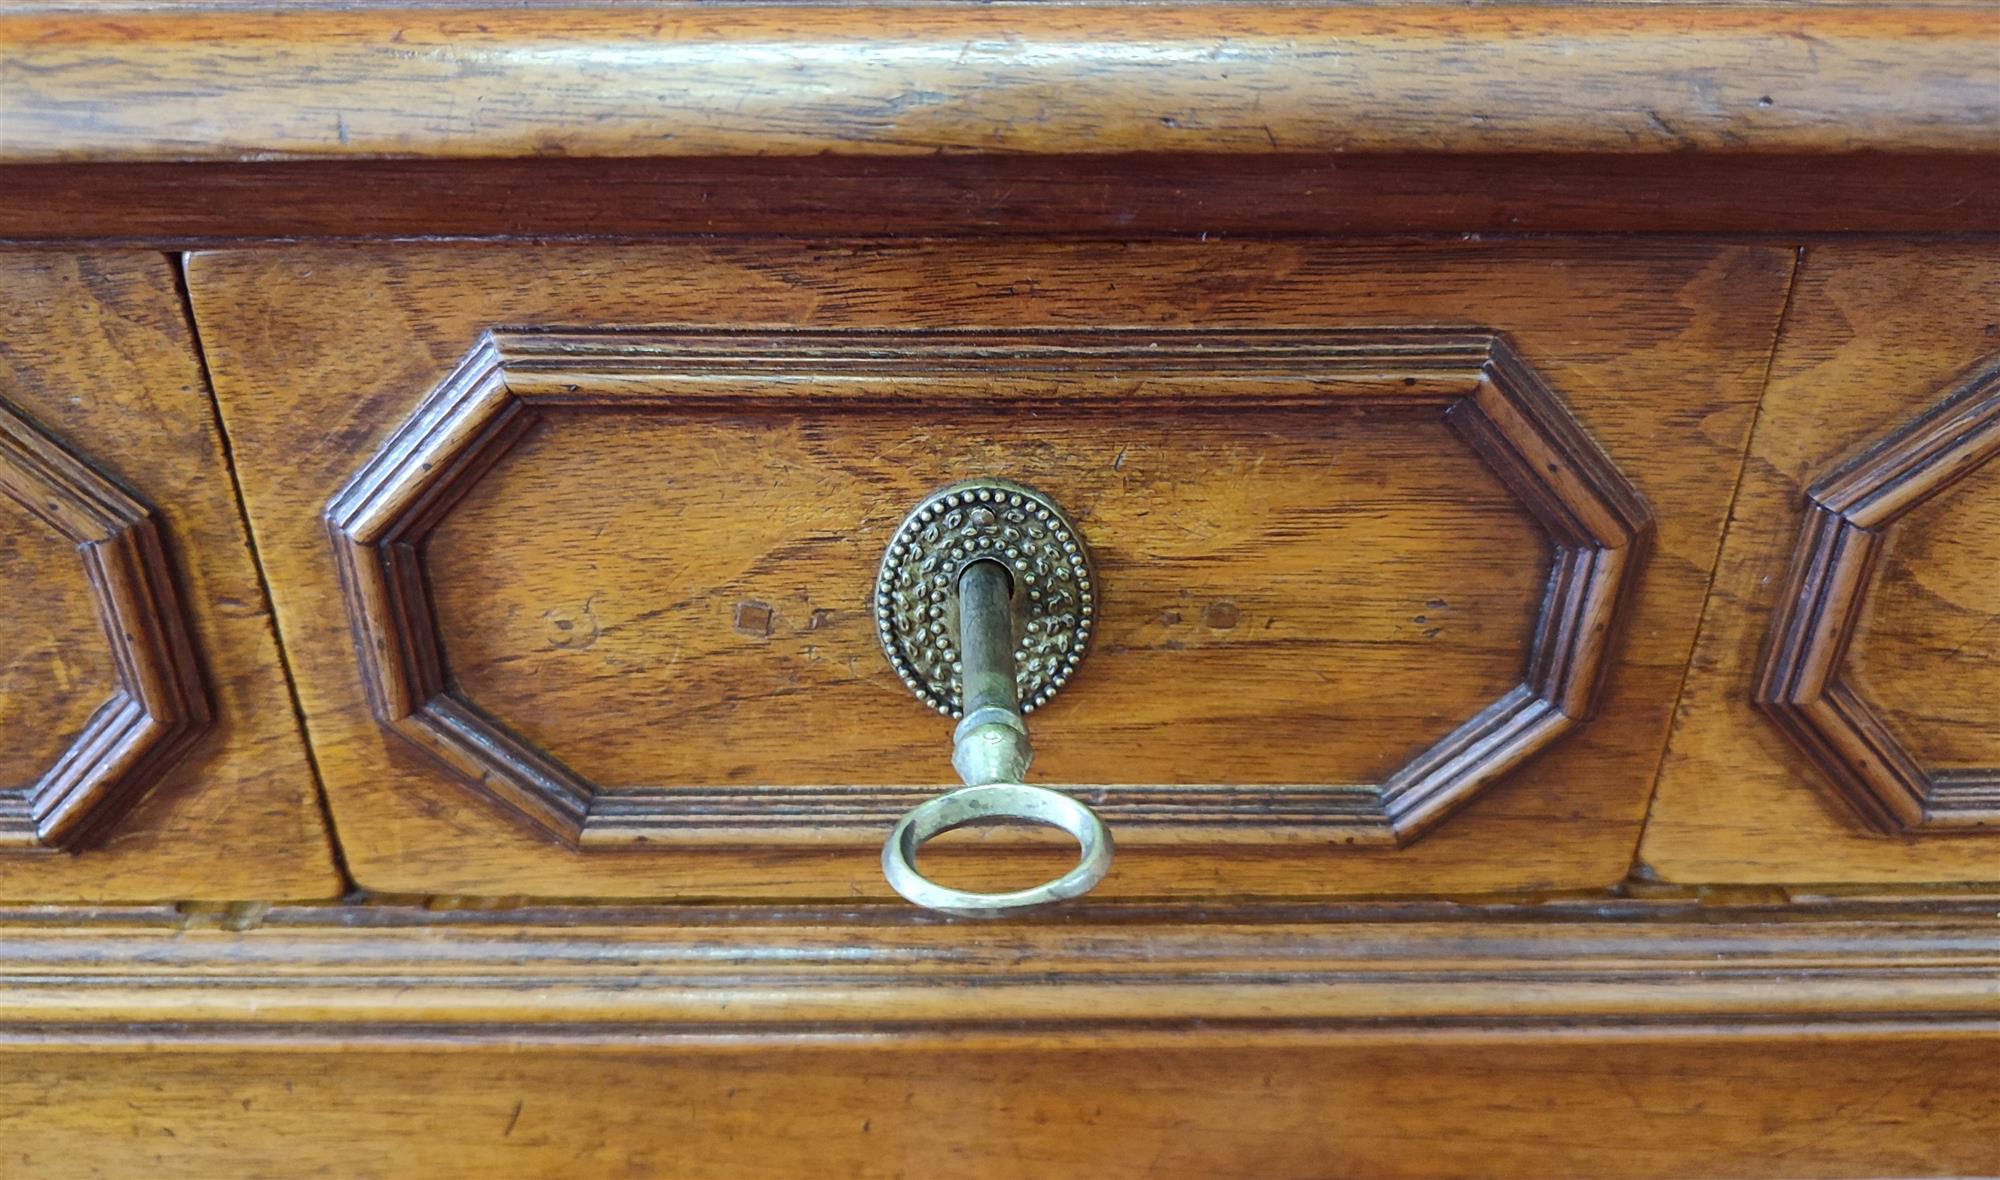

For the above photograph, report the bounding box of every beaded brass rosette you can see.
[875,479,1095,717]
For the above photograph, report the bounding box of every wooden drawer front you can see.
[1644,243,2000,883]
[0,252,338,900]
[190,242,1791,899]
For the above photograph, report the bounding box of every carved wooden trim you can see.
[5,900,2000,1043]
[327,329,1651,849]
[0,401,208,850]
[1758,353,2000,834]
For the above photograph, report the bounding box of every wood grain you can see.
[435,401,1540,801]
[1754,351,2000,833]
[0,477,107,789]
[0,252,339,899]
[8,1036,2000,1179]
[0,398,209,849]
[1643,242,2000,882]
[5,900,2000,1176]
[1858,452,2000,771]
[6,899,2000,1037]
[4,2,2000,1162]
[324,329,1648,850]
[7,154,2000,241]
[4,5,1996,163]
[192,240,1789,898]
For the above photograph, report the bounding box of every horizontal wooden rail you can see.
[2,5,1996,163]
[6,900,2000,1044]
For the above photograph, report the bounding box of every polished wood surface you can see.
[1856,448,2000,774]
[0,251,338,899]
[0,448,107,792]
[8,896,2000,1176]
[7,154,2000,242]
[11,899,2000,1176]
[5,5,1995,164]
[7,1,2000,1168]
[17,1034,2000,1179]
[0,396,208,849]
[191,239,1788,898]
[324,328,1645,850]
[1643,242,2000,882]
[9,900,2000,1036]
[1755,350,2000,832]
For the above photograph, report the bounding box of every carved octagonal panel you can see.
[0,473,109,790]
[328,329,1651,849]
[1758,354,2000,833]
[0,400,208,850]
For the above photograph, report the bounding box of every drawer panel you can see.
[0,252,339,899]
[426,395,1549,810]
[1643,243,2000,882]
[189,241,1791,898]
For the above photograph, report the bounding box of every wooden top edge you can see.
[1,5,1995,164]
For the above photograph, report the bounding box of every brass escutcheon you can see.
[874,479,1110,917]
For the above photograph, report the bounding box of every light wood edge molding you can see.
[0,400,209,851]
[1756,353,2000,834]
[10,901,2000,1045]
[2,6,1996,164]
[323,327,1652,851]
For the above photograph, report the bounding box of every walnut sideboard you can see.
[3,4,2000,1176]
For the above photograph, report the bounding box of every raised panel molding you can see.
[326,328,1651,849]
[0,400,208,850]
[1757,351,2000,833]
